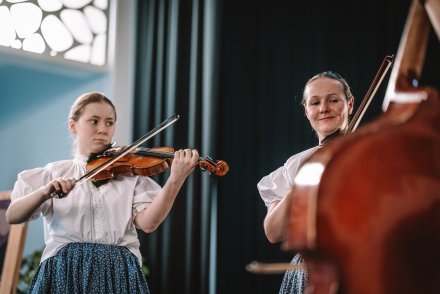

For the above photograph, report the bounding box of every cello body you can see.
[285,0,440,293]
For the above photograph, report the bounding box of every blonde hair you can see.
[69,92,116,122]
[69,92,116,155]
[301,71,353,106]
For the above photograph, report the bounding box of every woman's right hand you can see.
[6,177,76,224]
[43,177,77,198]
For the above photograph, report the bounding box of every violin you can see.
[87,145,229,182]
[50,114,229,198]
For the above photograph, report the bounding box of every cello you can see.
[284,0,440,293]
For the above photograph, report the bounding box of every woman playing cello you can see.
[257,71,354,293]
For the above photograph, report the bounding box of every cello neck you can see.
[382,0,434,111]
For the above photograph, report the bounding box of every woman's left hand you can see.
[170,149,199,180]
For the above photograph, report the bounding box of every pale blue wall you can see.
[0,0,136,257]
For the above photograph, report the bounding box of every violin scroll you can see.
[199,157,229,176]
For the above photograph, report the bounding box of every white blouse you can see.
[257,146,319,207]
[11,154,161,265]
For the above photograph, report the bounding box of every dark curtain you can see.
[133,0,439,293]
[133,0,221,293]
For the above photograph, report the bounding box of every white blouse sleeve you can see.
[257,146,318,207]
[10,167,52,220]
[257,159,299,207]
[132,176,161,216]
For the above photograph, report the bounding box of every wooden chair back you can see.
[0,191,28,294]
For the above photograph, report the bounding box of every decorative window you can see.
[0,0,110,68]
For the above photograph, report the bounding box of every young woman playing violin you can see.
[257,71,354,294]
[6,92,199,293]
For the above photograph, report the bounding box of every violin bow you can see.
[50,114,180,198]
[321,55,394,144]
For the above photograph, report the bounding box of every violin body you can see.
[87,147,174,181]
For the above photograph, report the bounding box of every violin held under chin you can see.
[50,114,229,199]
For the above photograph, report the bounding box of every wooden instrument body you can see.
[285,1,440,292]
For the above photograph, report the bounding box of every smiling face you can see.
[69,101,116,156]
[303,77,354,143]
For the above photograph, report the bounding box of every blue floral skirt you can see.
[28,242,150,294]
[279,253,308,294]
